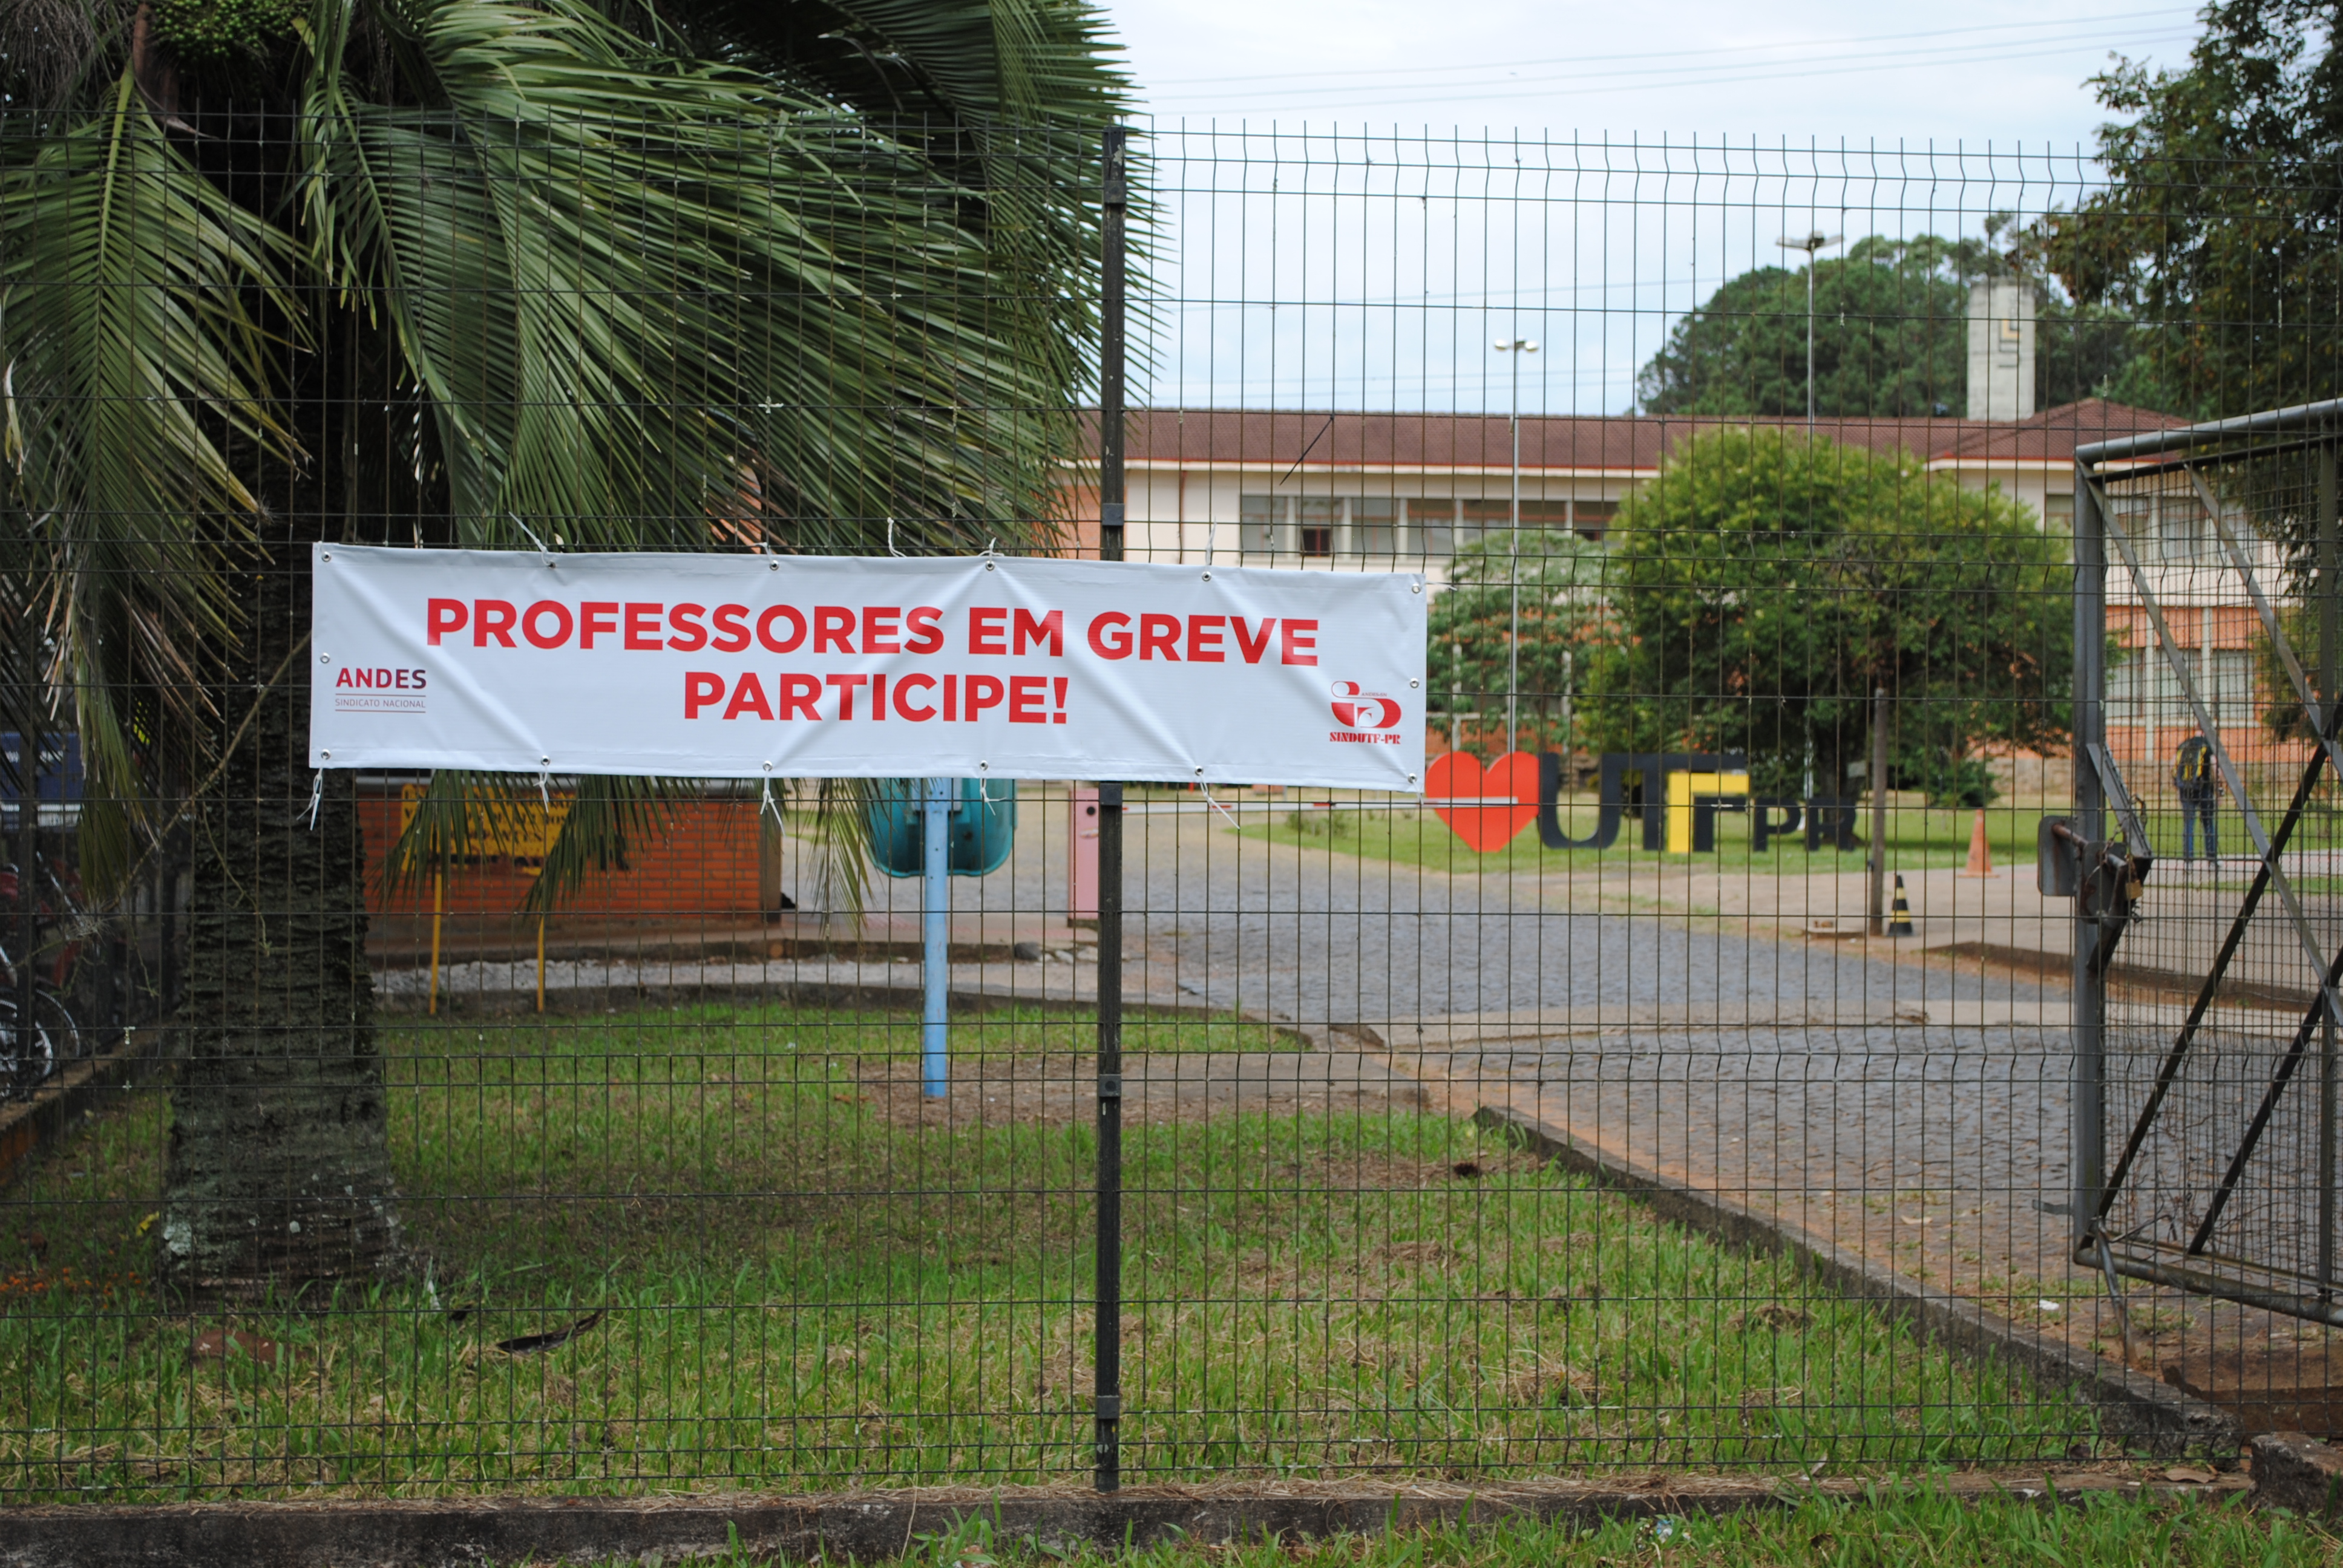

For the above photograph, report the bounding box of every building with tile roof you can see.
[1066,398,2186,569]
[1064,397,2297,780]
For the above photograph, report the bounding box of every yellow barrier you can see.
[398,783,572,867]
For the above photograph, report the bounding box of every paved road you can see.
[860,795,2062,1026]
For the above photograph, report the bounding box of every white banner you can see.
[308,545,1427,789]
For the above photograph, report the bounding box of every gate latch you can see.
[2038,815,2082,897]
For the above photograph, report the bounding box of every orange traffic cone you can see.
[1957,808,1999,879]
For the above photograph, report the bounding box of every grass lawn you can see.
[1,1003,2088,1503]
[1241,798,2051,875]
[549,1486,2335,1568]
[2123,804,2343,874]
[1237,790,2338,883]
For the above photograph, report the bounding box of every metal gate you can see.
[2077,399,2343,1324]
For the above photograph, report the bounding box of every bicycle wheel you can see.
[0,994,50,1093]
[0,990,74,1093]
[34,990,78,1070]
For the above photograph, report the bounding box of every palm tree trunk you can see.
[159,558,406,1304]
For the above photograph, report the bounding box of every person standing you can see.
[2174,733,2223,862]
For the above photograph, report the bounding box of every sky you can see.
[1097,1,2211,411]
[1103,0,2200,148]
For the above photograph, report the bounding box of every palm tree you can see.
[0,0,1128,1302]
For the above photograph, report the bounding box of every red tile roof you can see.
[1939,397,2191,461]
[1098,399,2186,474]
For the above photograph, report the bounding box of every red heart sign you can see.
[1426,751,1539,852]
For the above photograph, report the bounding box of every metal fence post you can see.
[2073,460,2108,1247]
[1869,687,1888,936]
[1092,122,1127,1495]
[2321,437,2338,1297]
[159,849,180,1016]
[12,761,36,1064]
[921,777,952,1099]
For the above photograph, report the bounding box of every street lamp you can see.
[1493,338,1538,756]
[1774,231,1841,430]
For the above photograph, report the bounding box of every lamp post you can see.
[1493,338,1538,756]
[1773,231,1841,430]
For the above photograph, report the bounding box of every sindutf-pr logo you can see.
[1329,680,1401,730]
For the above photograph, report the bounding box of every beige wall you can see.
[1116,457,2076,580]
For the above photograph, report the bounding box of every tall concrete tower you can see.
[1966,279,2036,421]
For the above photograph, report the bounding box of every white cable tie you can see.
[1204,521,1217,568]
[1198,782,1242,829]
[304,769,325,831]
[538,770,551,814]
[887,518,905,557]
[761,777,781,829]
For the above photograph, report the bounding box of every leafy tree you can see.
[1636,230,2163,419]
[0,0,1128,1302]
[1579,428,2075,800]
[1427,530,1609,756]
[2040,0,2343,417]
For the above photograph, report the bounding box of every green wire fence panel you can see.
[3,104,2335,1505]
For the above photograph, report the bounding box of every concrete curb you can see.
[2246,1432,2343,1515]
[376,976,1210,1022]
[0,1025,161,1192]
[1472,1105,2238,1458]
[1933,941,2317,1014]
[0,1471,2253,1568]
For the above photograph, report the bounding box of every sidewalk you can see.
[1552,847,2343,1012]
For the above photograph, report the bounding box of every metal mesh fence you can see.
[2,116,2335,1503]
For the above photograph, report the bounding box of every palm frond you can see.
[0,70,297,891]
[707,0,1138,546]
[296,0,1083,553]
[519,771,692,913]
[791,776,872,925]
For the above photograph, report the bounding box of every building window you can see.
[1240,494,1288,556]
[2107,646,2144,728]
[2158,498,2209,561]
[2210,648,2253,730]
[1297,496,1337,557]
[1457,497,1593,553]
[1352,497,1400,558]
[1228,493,1597,563]
[2109,491,2212,561]
[1457,498,1511,550]
[1408,498,1455,557]
[2043,493,2074,534]
[2109,642,2255,733]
